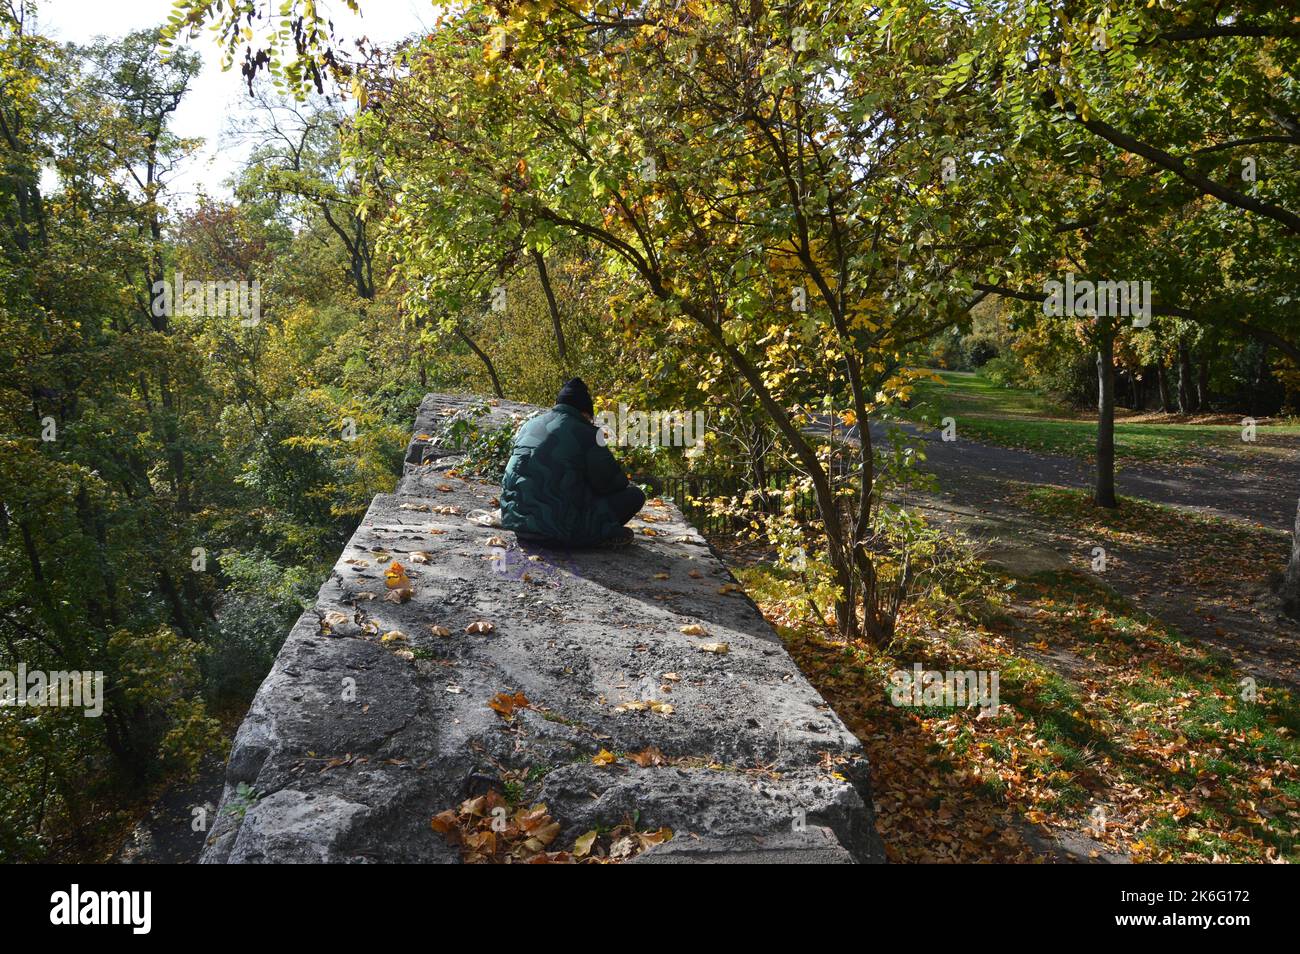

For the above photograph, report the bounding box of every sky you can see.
[34,0,438,203]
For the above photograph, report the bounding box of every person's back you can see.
[500,378,645,548]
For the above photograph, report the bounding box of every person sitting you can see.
[499,378,645,548]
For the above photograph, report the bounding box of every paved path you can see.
[810,417,1300,687]
[857,420,1299,533]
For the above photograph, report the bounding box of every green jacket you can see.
[500,404,630,545]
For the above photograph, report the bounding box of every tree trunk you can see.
[531,249,567,363]
[1156,362,1172,413]
[1283,495,1300,618]
[1197,352,1211,410]
[1095,327,1118,508]
[455,325,504,398]
[1177,340,1195,413]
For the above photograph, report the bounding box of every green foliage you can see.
[454,418,522,482]
[203,551,315,703]
[0,17,409,859]
[222,782,261,821]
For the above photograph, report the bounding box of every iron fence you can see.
[634,468,820,536]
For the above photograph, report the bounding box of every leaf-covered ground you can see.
[1008,485,1299,687]
[737,559,1298,863]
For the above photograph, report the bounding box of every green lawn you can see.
[907,370,1300,464]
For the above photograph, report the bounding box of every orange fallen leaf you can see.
[627,746,666,767]
[431,810,459,834]
[385,562,411,589]
[488,691,529,718]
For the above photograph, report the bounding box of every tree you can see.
[0,16,225,855]
[347,1,995,641]
[236,93,375,299]
[952,0,1300,590]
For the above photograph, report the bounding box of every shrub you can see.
[960,333,1001,368]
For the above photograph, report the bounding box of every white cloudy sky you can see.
[34,0,438,203]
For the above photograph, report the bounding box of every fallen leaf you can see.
[430,625,452,637]
[488,691,529,717]
[592,749,617,766]
[698,642,730,654]
[636,827,673,848]
[573,830,598,857]
[627,746,666,767]
[465,620,495,634]
[385,562,411,589]
[679,624,708,636]
[526,821,561,849]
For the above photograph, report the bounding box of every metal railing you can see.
[634,468,820,536]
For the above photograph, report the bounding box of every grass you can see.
[907,370,1300,464]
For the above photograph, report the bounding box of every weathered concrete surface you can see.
[201,394,883,864]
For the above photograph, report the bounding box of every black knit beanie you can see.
[556,377,594,416]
